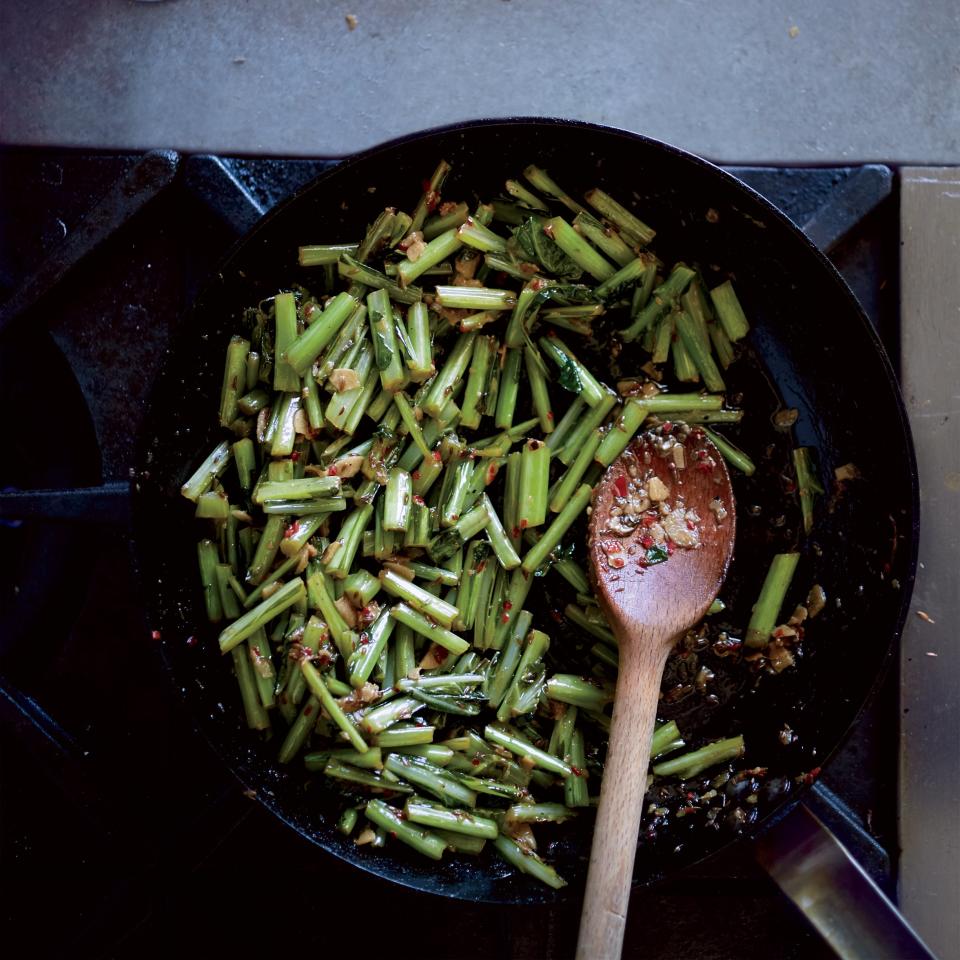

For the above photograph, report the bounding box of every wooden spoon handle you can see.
[575,641,671,960]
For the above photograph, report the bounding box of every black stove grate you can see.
[0,147,899,959]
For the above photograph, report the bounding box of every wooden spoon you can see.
[576,429,736,960]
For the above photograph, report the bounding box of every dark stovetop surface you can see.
[0,148,900,959]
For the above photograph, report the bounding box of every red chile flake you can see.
[150,629,162,641]
[359,632,370,646]
[303,704,314,717]
[640,535,654,549]
[613,475,628,498]
[609,557,625,569]
[571,765,584,777]
[546,411,554,421]
[503,600,513,611]
[666,540,676,555]
[327,465,339,476]
[413,494,426,506]
[412,470,421,480]
[284,521,301,538]
[432,451,442,462]
[290,451,300,462]
[662,421,673,433]
[185,635,198,647]
[641,515,656,528]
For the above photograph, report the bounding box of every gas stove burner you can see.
[0,145,901,958]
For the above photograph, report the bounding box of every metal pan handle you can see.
[755,803,937,960]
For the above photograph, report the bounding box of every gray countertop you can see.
[1,0,958,163]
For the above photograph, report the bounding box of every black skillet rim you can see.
[131,116,919,904]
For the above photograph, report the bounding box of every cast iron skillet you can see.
[133,118,918,905]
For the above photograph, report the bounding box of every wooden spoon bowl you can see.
[576,428,736,960]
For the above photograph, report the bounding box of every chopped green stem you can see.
[651,735,745,779]
[521,345,553,434]
[494,347,523,429]
[304,747,383,771]
[702,425,756,476]
[620,264,695,341]
[336,807,359,835]
[457,217,508,254]
[279,515,325,558]
[181,441,232,502]
[381,570,460,629]
[710,280,750,341]
[301,660,368,751]
[538,334,606,407]
[404,798,498,838]
[486,610,533,708]
[521,483,591,575]
[545,673,614,712]
[479,494,520,570]
[545,396,586,455]
[676,308,726,392]
[365,288,406,391]
[220,335,251,427]
[518,439,550,530]
[594,397,649,467]
[411,160,452,233]
[422,201,469,241]
[383,467,412,532]
[492,834,567,889]
[306,561,352,657]
[299,243,357,266]
[550,431,602,513]
[506,802,575,824]
[434,286,517,311]
[324,501,374,578]
[495,624,548,719]
[564,603,615,645]
[562,727,589,806]
[384,754,477,807]
[396,228,463,288]
[572,210,635,266]
[278,695,321,763]
[423,332,477,419]
[745,552,801,648]
[403,302,435,382]
[338,253,422,304]
[543,217,615,282]
[219,577,306,653]
[523,165,585,216]
[650,720,685,760]
[254,476,341,503]
[460,335,498,429]
[584,187,656,247]
[323,759,411,793]
[361,697,425,736]
[593,256,652,302]
[231,644,270,730]
[365,799,447,860]
[285,291,360,377]
[506,178,549,212]
[389,602,469,656]
[348,607,396,688]
[792,447,824,535]
[557,389,617,466]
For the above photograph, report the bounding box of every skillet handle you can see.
[755,803,937,960]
